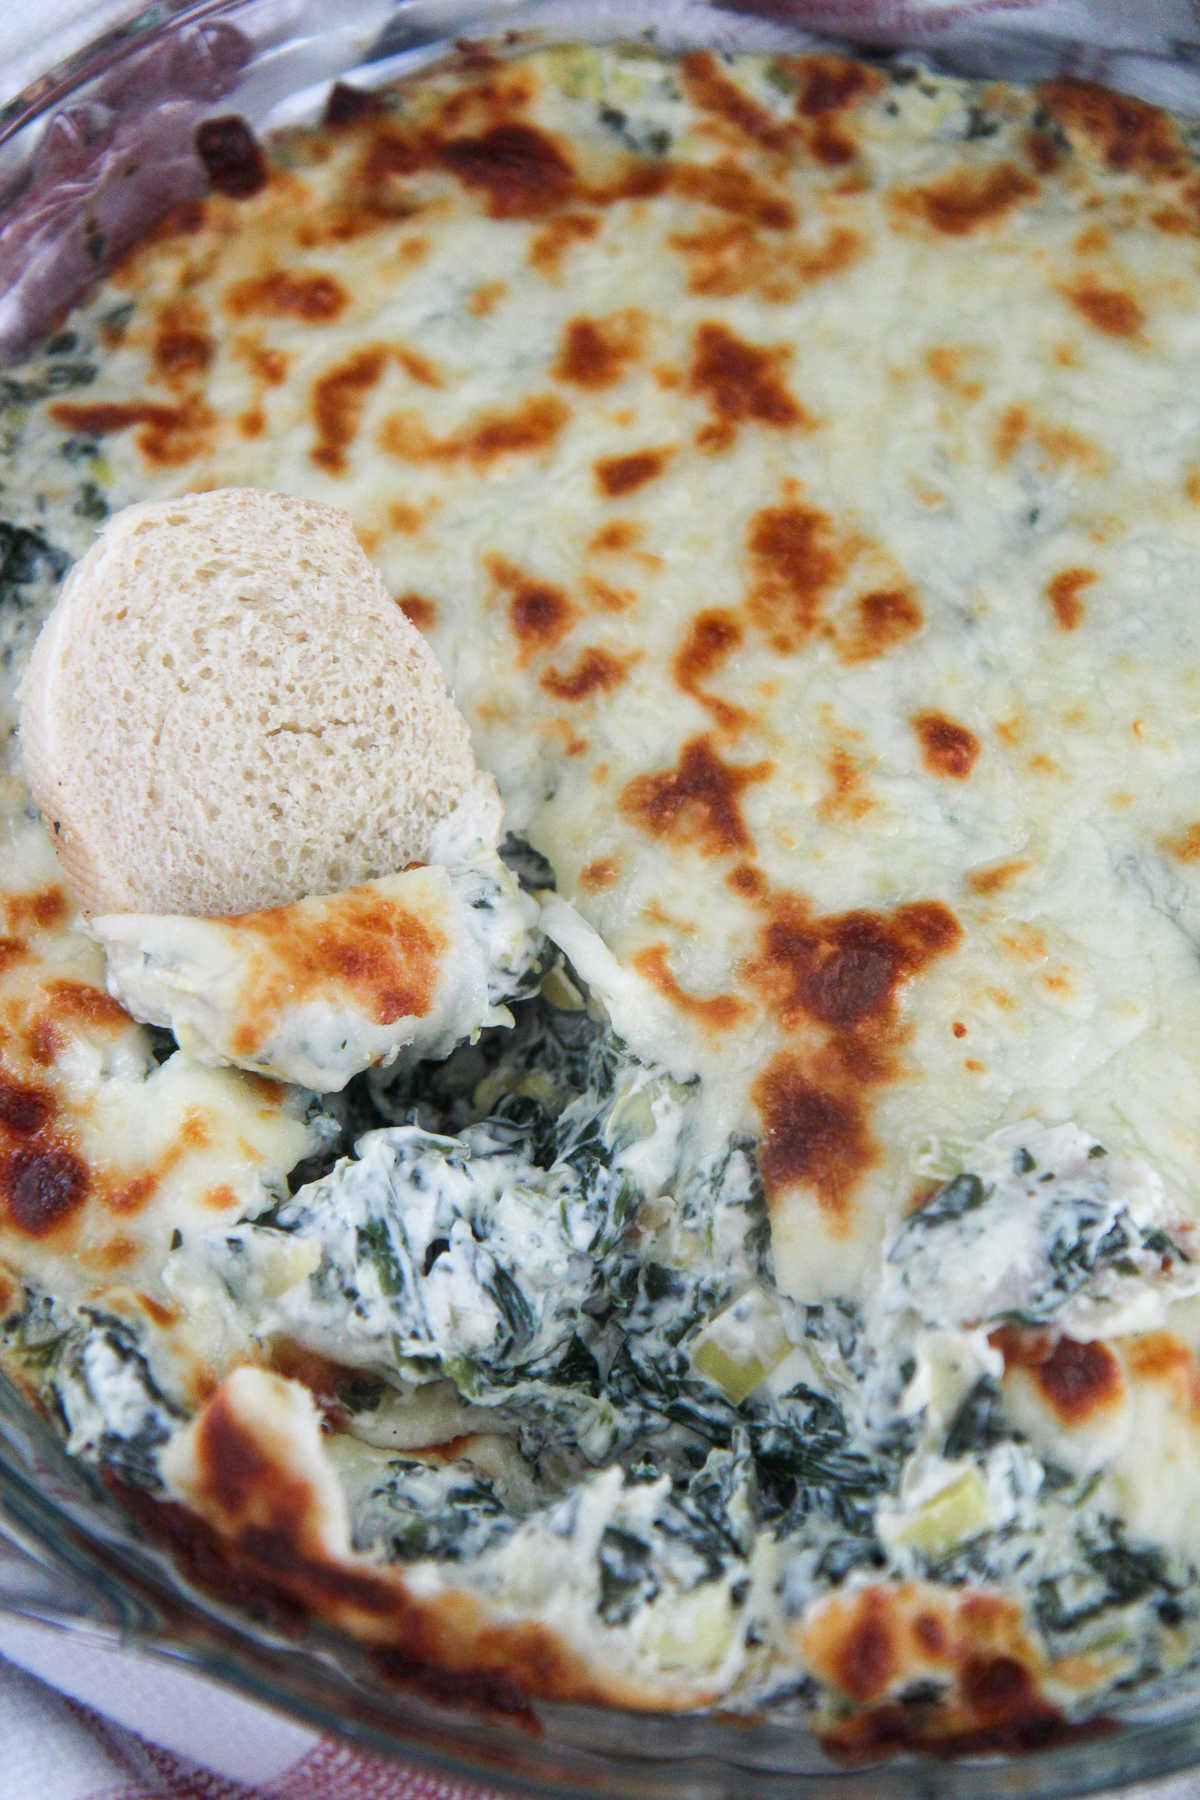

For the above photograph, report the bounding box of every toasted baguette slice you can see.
[19,489,499,915]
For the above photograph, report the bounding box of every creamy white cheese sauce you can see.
[6,42,1200,1723]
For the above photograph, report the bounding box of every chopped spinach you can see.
[0,521,70,601]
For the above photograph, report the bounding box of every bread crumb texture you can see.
[18,489,490,914]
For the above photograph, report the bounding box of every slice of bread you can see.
[18,489,500,915]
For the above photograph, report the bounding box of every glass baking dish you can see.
[5,2,1200,1793]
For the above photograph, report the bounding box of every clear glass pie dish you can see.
[6,2,1200,1795]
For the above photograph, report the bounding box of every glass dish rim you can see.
[4,2,1200,1793]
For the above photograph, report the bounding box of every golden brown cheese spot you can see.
[594,448,670,496]
[913,712,980,780]
[792,226,864,284]
[969,859,1032,895]
[488,557,576,661]
[1163,822,1200,863]
[793,54,883,166]
[841,588,924,664]
[749,896,963,1034]
[397,592,437,631]
[25,1016,62,1067]
[554,311,646,390]
[529,211,599,277]
[811,1595,1063,1755]
[831,1587,897,1704]
[620,736,771,858]
[471,394,570,461]
[352,124,427,221]
[152,302,215,386]
[752,1052,876,1221]
[107,1171,158,1215]
[579,857,620,892]
[1065,282,1144,338]
[743,896,961,1219]
[9,1147,90,1238]
[311,346,388,474]
[582,577,636,613]
[0,1070,89,1235]
[1150,204,1195,235]
[1033,1338,1124,1423]
[225,888,448,1058]
[672,162,795,231]
[680,51,793,154]
[38,979,128,1036]
[588,519,644,557]
[389,500,432,535]
[1074,224,1111,257]
[538,648,630,703]
[746,503,840,652]
[235,336,289,386]
[1025,128,1064,175]
[193,1386,313,1538]
[1125,1331,1200,1416]
[670,222,759,299]
[795,53,884,119]
[993,405,1029,459]
[469,278,509,314]
[0,1080,53,1139]
[1040,77,1183,176]
[380,394,568,468]
[925,345,983,400]
[226,269,347,322]
[0,939,27,977]
[436,122,576,218]
[48,398,215,468]
[674,610,742,687]
[892,165,1038,236]
[433,61,529,126]
[673,609,748,732]
[690,322,805,448]
[671,217,862,304]
[393,345,442,388]
[993,405,1106,475]
[728,862,767,900]
[1047,566,1096,630]
[959,1654,1042,1724]
[995,1329,1124,1425]
[632,945,750,1033]
[817,746,873,823]
[4,888,68,934]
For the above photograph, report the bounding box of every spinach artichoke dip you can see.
[5,35,1200,1748]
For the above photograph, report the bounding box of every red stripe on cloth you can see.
[74,1708,507,1800]
[266,1736,506,1800]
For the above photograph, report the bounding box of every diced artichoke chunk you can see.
[891,1466,990,1556]
[690,1286,790,1404]
[643,1581,735,1670]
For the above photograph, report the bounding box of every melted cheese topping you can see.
[8,40,1200,1734]
[90,852,538,1090]
[26,45,1200,1303]
[0,801,313,1396]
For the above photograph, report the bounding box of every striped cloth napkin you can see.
[0,1538,500,1799]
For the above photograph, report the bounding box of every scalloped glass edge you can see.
[5,2,1200,1793]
